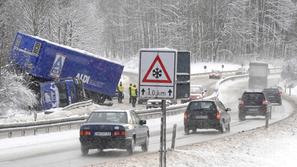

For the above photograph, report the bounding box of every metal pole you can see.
[265,106,270,129]
[159,106,164,167]
[171,124,177,149]
[162,100,167,167]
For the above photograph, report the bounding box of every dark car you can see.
[79,110,149,155]
[238,91,270,121]
[184,100,231,134]
[262,88,282,105]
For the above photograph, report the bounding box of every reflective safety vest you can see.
[118,85,124,92]
[131,87,137,97]
[129,85,132,95]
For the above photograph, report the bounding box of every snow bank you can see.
[0,70,37,117]
[92,96,297,167]
[123,56,241,74]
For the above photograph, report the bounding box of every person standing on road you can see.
[131,84,138,107]
[129,83,132,103]
[117,82,124,103]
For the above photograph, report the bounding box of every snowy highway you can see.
[0,74,293,167]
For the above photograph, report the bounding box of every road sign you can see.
[139,49,176,99]
[176,51,190,99]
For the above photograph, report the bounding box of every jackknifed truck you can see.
[10,32,124,110]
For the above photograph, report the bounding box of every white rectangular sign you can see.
[139,49,176,99]
[139,86,174,99]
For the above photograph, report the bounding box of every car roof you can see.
[263,87,279,90]
[243,91,264,93]
[91,110,132,113]
[190,99,216,103]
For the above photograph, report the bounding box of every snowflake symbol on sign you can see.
[152,67,162,79]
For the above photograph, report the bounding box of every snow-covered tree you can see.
[0,69,37,116]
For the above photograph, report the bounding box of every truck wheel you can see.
[97,95,106,104]
[81,146,89,156]
[127,138,135,155]
[141,134,149,152]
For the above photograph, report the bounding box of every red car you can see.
[209,71,222,79]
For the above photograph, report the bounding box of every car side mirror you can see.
[225,108,231,112]
[139,120,146,125]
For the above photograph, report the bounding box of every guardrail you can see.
[62,100,93,111]
[0,67,281,138]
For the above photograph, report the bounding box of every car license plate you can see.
[196,115,208,119]
[248,108,258,112]
[94,132,111,136]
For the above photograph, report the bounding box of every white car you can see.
[181,85,207,103]
[190,85,207,100]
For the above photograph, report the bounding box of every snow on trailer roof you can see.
[19,32,123,66]
[140,48,178,52]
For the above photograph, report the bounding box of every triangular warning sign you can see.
[142,55,172,83]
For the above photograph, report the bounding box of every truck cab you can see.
[40,78,85,110]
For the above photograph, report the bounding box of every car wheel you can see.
[97,148,103,153]
[141,134,149,152]
[81,146,89,156]
[219,122,226,133]
[127,137,135,155]
[239,113,246,121]
[184,127,190,135]
[226,123,231,132]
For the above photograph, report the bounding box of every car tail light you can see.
[262,100,269,105]
[239,100,244,106]
[112,130,126,137]
[216,111,221,120]
[184,111,189,121]
[80,130,91,136]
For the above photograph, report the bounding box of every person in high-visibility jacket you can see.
[131,84,138,107]
[117,82,124,103]
[128,83,132,103]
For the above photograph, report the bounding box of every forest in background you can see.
[1,0,297,66]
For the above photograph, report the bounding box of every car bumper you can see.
[185,119,221,130]
[80,136,131,149]
[240,107,267,116]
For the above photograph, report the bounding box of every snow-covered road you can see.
[0,74,292,167]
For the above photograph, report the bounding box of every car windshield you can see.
[263,89,279,94]
[242,93,265,105]
[188,101,216,112]
[87,112,128,124]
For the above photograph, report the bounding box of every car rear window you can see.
[263,89,279,94]
[87,112,128,124]
[242,93,265,105]
[188,101,216,112]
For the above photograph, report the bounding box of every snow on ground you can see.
[91,95,297,167]
[122,56,241,74]
[0,62,240,124]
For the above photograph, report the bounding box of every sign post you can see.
[139,49,176,167]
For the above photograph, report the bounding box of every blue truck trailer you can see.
[10,32,124,110]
